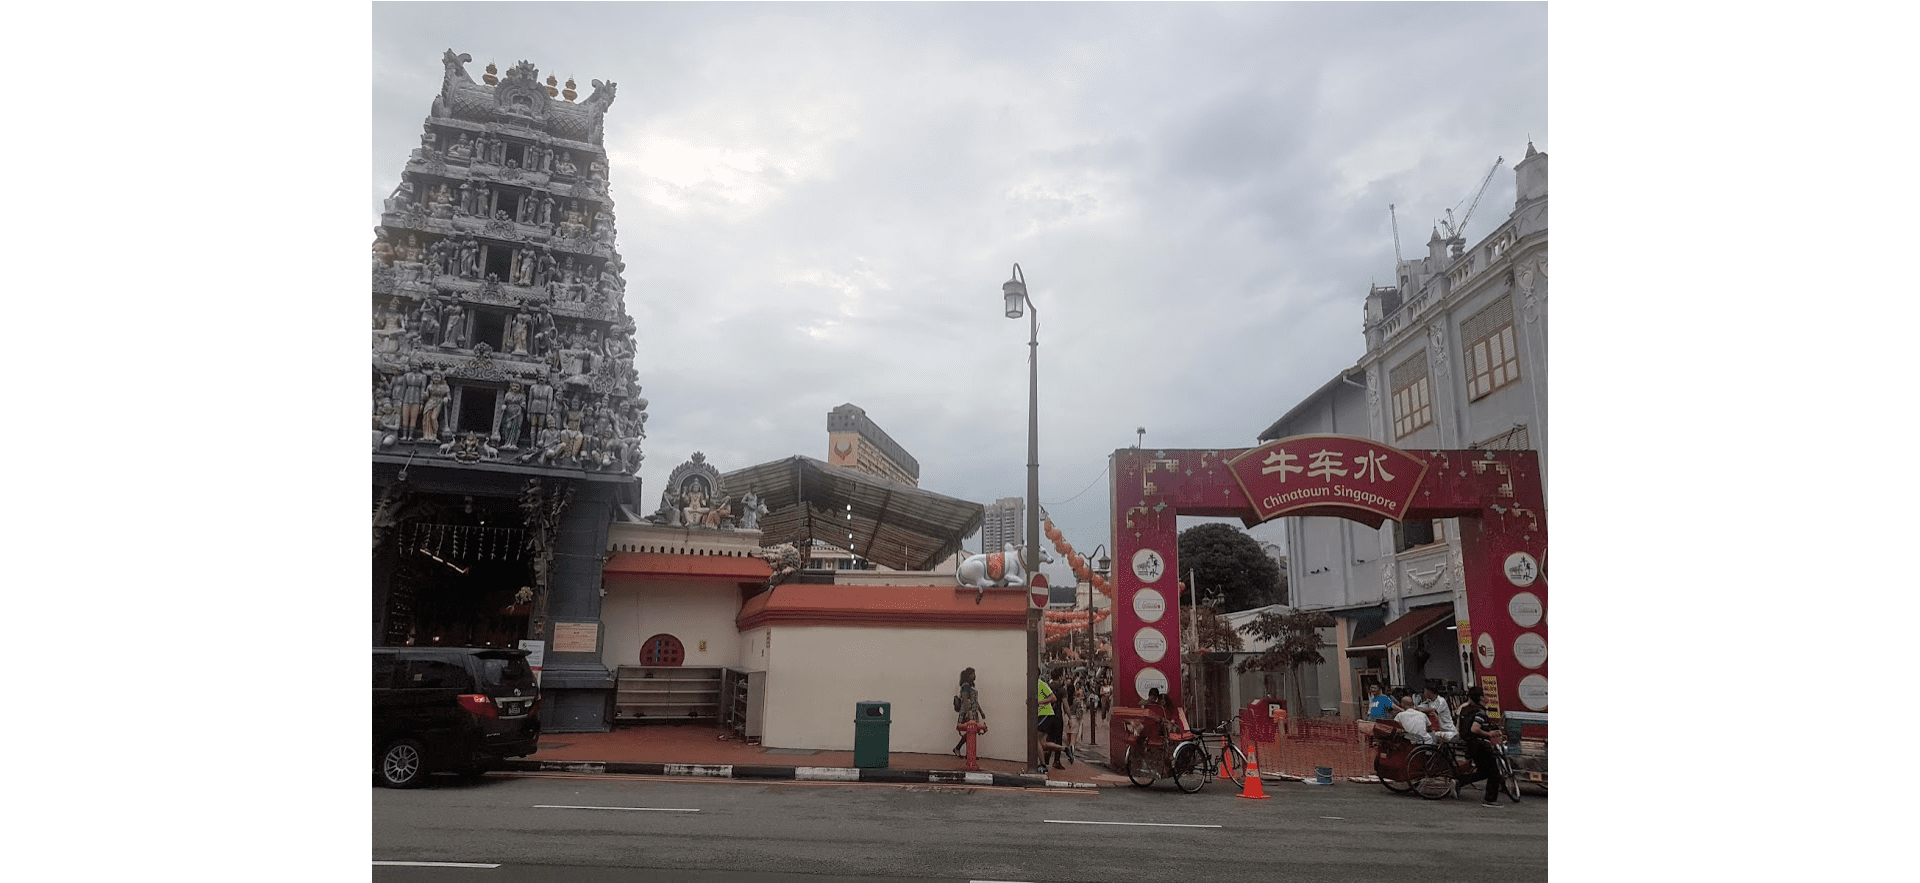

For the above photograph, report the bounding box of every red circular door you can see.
[640,633,684,666]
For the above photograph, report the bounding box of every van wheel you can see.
[379,739,428,788]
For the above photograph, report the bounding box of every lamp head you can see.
[1002,264,1027,318]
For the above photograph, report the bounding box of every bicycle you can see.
[1407,734,1521,802]
[1123,714,1250,793]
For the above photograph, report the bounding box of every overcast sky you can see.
[371,2,1547,582]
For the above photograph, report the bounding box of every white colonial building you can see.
[1256,143,1548,717]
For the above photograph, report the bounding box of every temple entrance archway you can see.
[1107,435,1546,746]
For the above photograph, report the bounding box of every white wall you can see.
[737,625,770,673]
[759,624,1030,761]
[599,576,743,670]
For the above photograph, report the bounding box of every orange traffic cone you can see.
[1220,751,1234,781]
[1237,751,1272,800]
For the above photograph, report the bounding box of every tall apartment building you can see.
[978,497,1025,556]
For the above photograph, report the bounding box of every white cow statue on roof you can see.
[956,543,1053,604]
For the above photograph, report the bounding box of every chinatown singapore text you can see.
[1258,448,1404,513]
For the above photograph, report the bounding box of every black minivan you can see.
[373,647,541,787]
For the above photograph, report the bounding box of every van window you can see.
[373,654,396,689]
[480,655,534,687]
[402,658,472,690]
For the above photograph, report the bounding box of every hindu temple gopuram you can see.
[371,50,645,727]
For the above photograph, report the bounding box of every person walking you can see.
[1035,676,1069,772]
[1457,686,1511,806]
[1060,675,1083,764]
[952,668,984,756]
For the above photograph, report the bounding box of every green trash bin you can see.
[853,701,891,768]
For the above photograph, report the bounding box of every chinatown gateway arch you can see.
[1102,435,1547,749]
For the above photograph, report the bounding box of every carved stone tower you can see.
[371,50,643,731]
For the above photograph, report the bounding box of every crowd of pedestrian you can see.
[1031,667,1112,773]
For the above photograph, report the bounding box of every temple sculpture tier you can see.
[372,51,644,474]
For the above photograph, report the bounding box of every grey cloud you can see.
[373,2,1545,566]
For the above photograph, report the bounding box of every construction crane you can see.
[1437,156,1504,243]
[1389,204,1403,265]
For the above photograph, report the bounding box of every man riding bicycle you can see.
[1457,686,1510,807]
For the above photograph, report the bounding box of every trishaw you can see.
[1119,707,1250,793]
[1368,715,1520,801]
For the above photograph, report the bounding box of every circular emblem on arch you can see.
[1133,667,1169,704]
[1131,549,1167,583]
[1504,552,1540,587]
[1513,632,1547,669]
[1517,674,1548,711]
[1132,588,1167,623]
[1474,632,1496,669]
[1133,627,1168,663]
[1507,592,1543,628]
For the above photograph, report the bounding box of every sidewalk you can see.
[499,723,1135,790]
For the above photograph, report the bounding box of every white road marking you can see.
[372,861,501,868]
[1320,816,1347,820]
[1042,819,1222,828]
[533,805,701,812]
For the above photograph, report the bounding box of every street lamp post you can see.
[1003,263,1042,772]
[1080,544,1111,667]
[1082,545,1110,744]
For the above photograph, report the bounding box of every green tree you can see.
[1180,603,1246,654]
[1235,608,1337,717]
[1176,523,1282,612]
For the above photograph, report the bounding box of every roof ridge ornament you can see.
[584,79,617,115]
[503,60,541,88]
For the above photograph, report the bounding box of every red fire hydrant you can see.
[956,719,989,771]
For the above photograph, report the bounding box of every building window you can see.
[1389,353,1433,439]
[1472,424,1531,451]
[640,634,685,666]
[1394,518,1437,552]
[1463,297,1521,401]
